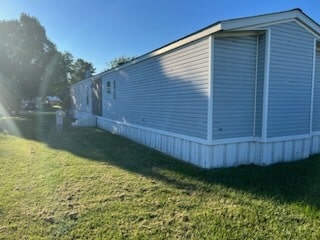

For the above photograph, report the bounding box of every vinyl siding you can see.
[70,79,92,114]
[212,35,257,139]
[255,33,266,137]
[102,38,209,139]
[267,21,314,137]
[313,47,320,131]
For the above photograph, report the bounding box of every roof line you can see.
[89,8,319,80]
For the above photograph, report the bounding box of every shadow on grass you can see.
[2,113,320,210]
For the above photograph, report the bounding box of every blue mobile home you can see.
[71,9,320,168]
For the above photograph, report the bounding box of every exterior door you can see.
[92,78,102,116]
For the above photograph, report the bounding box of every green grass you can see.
[0,113,320,239]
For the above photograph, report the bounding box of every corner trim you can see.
[262,29,271,140]
[310,39,317,133]
[207,36,214,142]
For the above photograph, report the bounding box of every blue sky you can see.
[1,0,319,73]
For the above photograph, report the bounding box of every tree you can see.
[106,56,135,70]
[47,56,95,107]
[70,58,95,85]
[0,20,21,111]
[0,13,57,108]
[0,13,96,112]
[0,73,20,113]
[45,51,74,99]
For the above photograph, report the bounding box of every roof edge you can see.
[76,8,320,83]
[221,9,320,36]
[91,23,222,79]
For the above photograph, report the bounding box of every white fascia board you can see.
[214,30,263,38]
[222,10,320,38]
[70,78,92,88]
[72,75,103,88]
[85,9,320,82]
[296,12,320,37]
[221,10,298,30]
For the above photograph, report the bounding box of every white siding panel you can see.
[102,38,209,139]
[70,79,92,114]
[259,138,310,164]
[225,144,237,166]
[311,135,320,154]
[212,145,224,168]
[238,142,250,164]
[284,140,294,161]
[250,142,259,163]
[213,35,257,139]
[260,143,272,165]
[268,22,314,137]
[72,111,96,127]
[70,80,96,127]
[273,141,284,163]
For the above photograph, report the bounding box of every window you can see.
[106,81,111,94]
[113,81,116,99]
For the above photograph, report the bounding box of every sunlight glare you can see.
[0,72,22,136]
[0,102,22,137]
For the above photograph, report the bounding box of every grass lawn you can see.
[1,113,320,239]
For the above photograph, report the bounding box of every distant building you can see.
[46,96,61,106]
[21,97,42,110]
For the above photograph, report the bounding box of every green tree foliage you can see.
[0,13,95,111]
[107,56,135,70]
[45,51,74,100]
[45,54,95,104]
[70,58,95,85]
[0,14,56,110]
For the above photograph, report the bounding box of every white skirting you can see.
[96,116,318,168]
[72,111,97,127]
[311,134,320,154]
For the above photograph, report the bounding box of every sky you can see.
[1,0,319,73]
